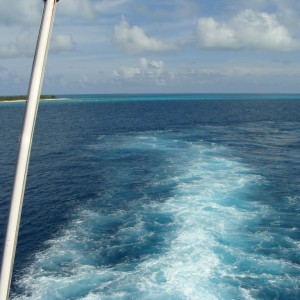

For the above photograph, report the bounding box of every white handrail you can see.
[0,1,59,299]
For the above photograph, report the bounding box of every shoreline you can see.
[0,98,66,103]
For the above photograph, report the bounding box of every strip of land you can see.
[0,95,58,102]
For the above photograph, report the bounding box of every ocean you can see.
[0,94,299,299]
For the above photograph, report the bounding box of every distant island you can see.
[0,95,57,102]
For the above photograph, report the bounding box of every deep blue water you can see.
[0,94,300,299]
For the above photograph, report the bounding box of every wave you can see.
[13,131,300,299]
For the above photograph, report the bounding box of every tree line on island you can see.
[0,95,57,102]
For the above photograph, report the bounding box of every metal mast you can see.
[0,1,59,299]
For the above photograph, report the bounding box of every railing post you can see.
[0,1,59,299]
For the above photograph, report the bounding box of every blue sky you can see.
[0,0,300,95]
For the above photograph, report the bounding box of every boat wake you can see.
[13,130,300,299]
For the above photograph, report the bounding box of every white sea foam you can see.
[13,132,299,299]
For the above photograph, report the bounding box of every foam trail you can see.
[13,132,300,299]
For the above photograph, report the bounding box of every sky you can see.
[0,0,300,95]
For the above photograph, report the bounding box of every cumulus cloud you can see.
[114,18,176,54]
[51,34,76,52]
[0,32,75,59]
[113,57,167,85]
[196,9,300,51]
[113,67,141,80]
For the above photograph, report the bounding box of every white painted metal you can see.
[0,1,58,299]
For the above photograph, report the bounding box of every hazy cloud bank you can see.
[113,57,169,85]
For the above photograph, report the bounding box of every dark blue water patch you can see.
[7,98,300,130]
[0,106,26,263]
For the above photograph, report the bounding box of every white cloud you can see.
[113,57,167,85]
[113,67,141,79]
[0,0,96,25]
[196,9,300,51]
[0,32,75,59]
[149,60,164,69]
[51,34,76,52]
[0,0,41,25]
[114,18,176,54]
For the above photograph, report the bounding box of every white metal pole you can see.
[0,1,59,299]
